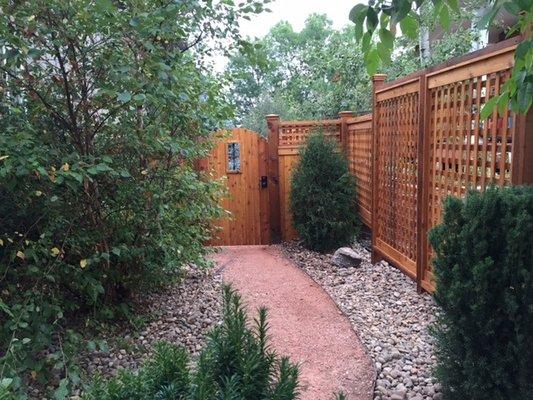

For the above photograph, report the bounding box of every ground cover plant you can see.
[290,133,358,252]
[0,0,267,396]
[82,286,300,400]
[429,186,533,400]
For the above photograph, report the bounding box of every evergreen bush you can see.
[429,186,533,400]
[83,286,300,400]
[290,133,359,252]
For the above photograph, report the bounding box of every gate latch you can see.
[260,176,268,188]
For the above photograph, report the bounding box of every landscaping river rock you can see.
[79,265,222,382]
[281,239,442,400]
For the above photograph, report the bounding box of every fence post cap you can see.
[265,114,280,120]
[338,111,356,118]
[372,74,387,82]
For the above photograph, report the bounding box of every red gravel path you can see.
[212,245,375,400]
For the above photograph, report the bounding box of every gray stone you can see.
[281,241,440,400]
[331,247,363,268]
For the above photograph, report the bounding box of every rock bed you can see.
[280,240,442,400]
[80,265,223,380]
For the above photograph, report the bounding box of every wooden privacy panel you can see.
[421,48,517,291]
[346,115,373,227]
[200,128,270,245]
[374,81,420,278]
[278,154,300,240]
[277,119,342,240]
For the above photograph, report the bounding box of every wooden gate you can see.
[199,128,270,245]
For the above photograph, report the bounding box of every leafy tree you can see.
[290,133,359,252]
[226,15,373,135]
[227,8,484,134]
[349,0,532,116]
[83,286,300,400]
[429,186,533,400]
[0,0,266,395]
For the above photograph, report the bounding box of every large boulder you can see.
[331,247,363,268]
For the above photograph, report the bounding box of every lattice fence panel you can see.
[279,120,341,148]
[375,90,419,276]
[423,69,515,287]
[346,115,373,227]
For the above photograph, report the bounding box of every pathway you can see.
[212,245,375,400]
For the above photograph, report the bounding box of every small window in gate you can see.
[227,142,241,173]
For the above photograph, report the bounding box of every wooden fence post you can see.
[371,74,387,264]
[339,110,356,153]
[416,75,428,293]
[266,114,282,243]
[512,110,533,184]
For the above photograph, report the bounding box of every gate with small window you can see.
[197,128,272,245]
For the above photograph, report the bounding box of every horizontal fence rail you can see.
[264,36,532,292]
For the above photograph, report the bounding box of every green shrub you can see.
[83,286,300,399]
[290,133,359,252]
[429,186,533,400]
[0,0,264,394]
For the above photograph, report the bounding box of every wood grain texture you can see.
[346,115,373,228]
[203,128,269,246]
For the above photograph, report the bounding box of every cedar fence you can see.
[266,36,532,292]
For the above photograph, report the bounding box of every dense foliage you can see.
[0,0,267,395]
[290,134,358,253]
[429,186,533,400]
[349,0,532,116]
[226,10,482,135]
[83,286,300,400]
[226,15,372,135]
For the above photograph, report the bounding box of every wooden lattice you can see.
[279,120,341,149]
[423,69,516,287]
[346,115,373,227]
[375,87,419,277]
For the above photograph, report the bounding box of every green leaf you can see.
[0,298,14,318]
[480,96,498,120]
[439,5,451,30]
[396,0,413,21]
[379,28,394,50]
[447,0,460,14]
[497,92,510,115]
[0,378,13,389]
[366,7,378,31]
[364,48,380,75]
[54,378,69,400]
[517,81,532,113]
[349,4,367,24]
[117,91,132,103]
[133,93,146,102]
[400,14,418,40]
[361,31,372,53]
[376,42,392,65]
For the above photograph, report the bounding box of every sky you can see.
[212,0,358,71]
[239,0,357,39]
